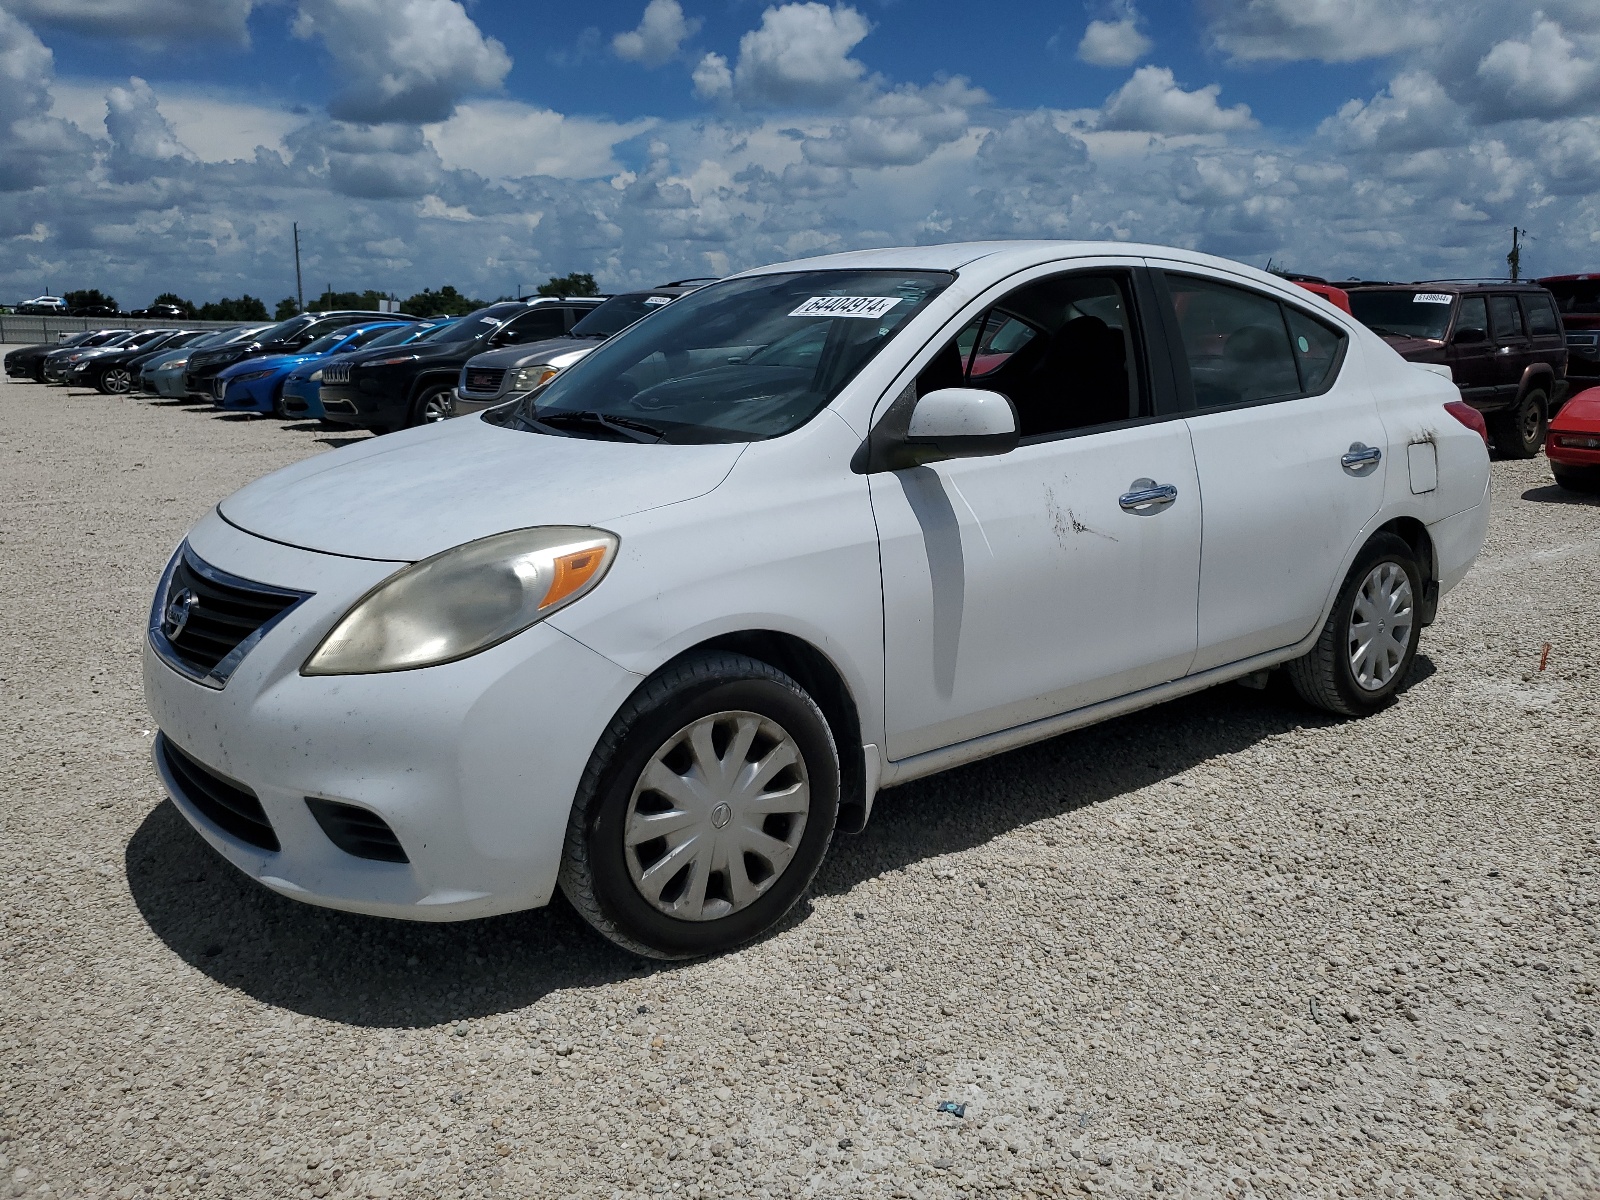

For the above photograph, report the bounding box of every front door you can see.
[872,266,1202,762]
[1449,294,1497,406]
[1151,266,1388,672]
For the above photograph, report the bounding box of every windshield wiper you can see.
[532,409,666,443]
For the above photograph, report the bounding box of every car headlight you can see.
[231,368,276,382]
[308,368,323,382]
[167,358,188,370]
[302,526,619,676]
[510,364,561,392]
[371,355,417,367]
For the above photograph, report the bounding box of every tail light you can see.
[1445,400,1489,447]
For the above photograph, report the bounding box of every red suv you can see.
[1346,282,1567,458]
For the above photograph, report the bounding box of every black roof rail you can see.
[657,277,718,287]
[1410,277,1528,285]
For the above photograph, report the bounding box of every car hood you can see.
[221,352,306,378]
[466,337,597,370]
[1553,386,1600,432]
[1380,334,1448,361]
[218,414,746,561]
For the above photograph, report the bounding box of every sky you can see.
[1,0,1597,307]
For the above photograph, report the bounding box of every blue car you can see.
[214,321,409,416]
[279,318,461,419]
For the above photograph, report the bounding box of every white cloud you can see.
[104,76,192,181]
[1099,66,1257,134]
[1202,0,1442,64]
[291,0,511,124]
[0,0,259,46]
[731,2,871,107]
[1078,6,1151,68]
[801,77,988,168]
[613,0,700,68]
[1321,70,1462,152]
[426,101,654,180]
[0,7,94,192]
[1474,15,1600,119]
[49,79,306,161]
[692,51,732,98]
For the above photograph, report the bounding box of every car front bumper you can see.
[142,511,644,921]
[452,387,521,418]
[217,377,276,413]
[316,383,404,428]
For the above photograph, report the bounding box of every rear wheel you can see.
[97,367,132,395]
[1489,388,1547,459]
[1286,533,1422,717]
[408,384,455,427]
[560,652,840,959]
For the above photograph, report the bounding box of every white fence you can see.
[0,315,245,344]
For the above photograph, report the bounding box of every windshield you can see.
[223,325,270,345]
[255,314,317,345]
[500,269,953,444]
[1545,280,1600,315]
[570,293,678,339]
[1348,290,1454,339]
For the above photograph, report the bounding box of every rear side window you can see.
[1164,275,1303,408]
[1285,307,1345,392]
[1489,296,1524,339]
[1523,294,1560,336]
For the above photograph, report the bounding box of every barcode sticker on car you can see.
[789,296,901,319]
[1413,293,1453,304]
[643,295,671,306]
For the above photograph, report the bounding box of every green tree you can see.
[537,273,598,297]
[399,285,482,317]
[65,289,119,312]
[152,293,196,317]
[309,288,391,312]
[196,295,269,321]
[274,297,300,320]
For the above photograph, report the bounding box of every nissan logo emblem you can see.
[163,587,198,639]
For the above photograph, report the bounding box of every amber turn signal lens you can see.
[541,547,606,609]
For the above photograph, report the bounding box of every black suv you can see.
[183,309,424,400]
[318,297,603,432]
[1345,281,1567,457]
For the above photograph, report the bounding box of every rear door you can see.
[1150,265,1383,673]
[1488,293,1532,402]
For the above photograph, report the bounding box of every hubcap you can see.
[624,710,810,922]
[423,389,454,422]
[1348,561,1414,691]
[1522,403,1543,444]
[106,369,130,393]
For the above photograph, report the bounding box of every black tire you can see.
[271,385,290,418]
[407,383,455,427]
[1286,533,1423,717]
[1489,388,1547,459]
[559,652,840,959]
[365,422,394,435]
[1552,463,1600,494]
[97,366,132,395]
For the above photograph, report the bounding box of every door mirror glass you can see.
[900,388,1018,464]
[1452,326,1487,344]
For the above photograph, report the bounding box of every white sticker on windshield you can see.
[789,295,901,319]
[1412,293,1453,304]
[643,295,671,306]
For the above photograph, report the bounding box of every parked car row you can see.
[8,295,187,318]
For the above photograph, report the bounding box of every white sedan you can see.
[143,241,1491,958]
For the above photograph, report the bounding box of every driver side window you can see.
[914,272,1142,439]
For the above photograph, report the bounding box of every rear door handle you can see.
[1341,443,1382,474]
[1119,478,1178,513]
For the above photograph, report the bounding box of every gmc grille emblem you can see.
[163,588,199,640]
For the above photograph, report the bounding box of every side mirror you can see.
[899,388,1019,465]
[1452,326,1487,345]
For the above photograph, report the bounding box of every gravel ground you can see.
[2,361,1597,1200]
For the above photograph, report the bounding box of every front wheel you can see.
[1489,388,1547,459]
[97,367,132,395]
[560,653,840,959]
[1286,533,1422,717]
[408,384,455,427]
[1552,463,1600,493]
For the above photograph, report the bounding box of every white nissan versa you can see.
[144,242,1491,958]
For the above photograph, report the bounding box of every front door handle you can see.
[1341,443,1382,474]
[1119,478,1178,513]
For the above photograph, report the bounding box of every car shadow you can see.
[316,435,370,448]
[1521,483,1600,506]
[126,665,1428,1029]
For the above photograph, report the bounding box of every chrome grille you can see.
[149,545,310,689]
[322,362,351,385]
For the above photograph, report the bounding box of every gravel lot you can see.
[2,359,1596,1200]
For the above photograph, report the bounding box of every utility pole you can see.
[1508,227,1523,283]
[293,223,304,313]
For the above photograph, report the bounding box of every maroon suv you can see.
[1346,282,1567,458]
[1538,274,1599,388]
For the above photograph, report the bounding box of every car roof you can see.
[1537,274,1600,283]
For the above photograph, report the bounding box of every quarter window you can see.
[1489,295,1524,340]
[1285,307,1345,393]
[1164,275,1302,408]
[1522,294,1560,337]
[914,272,1141,439]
